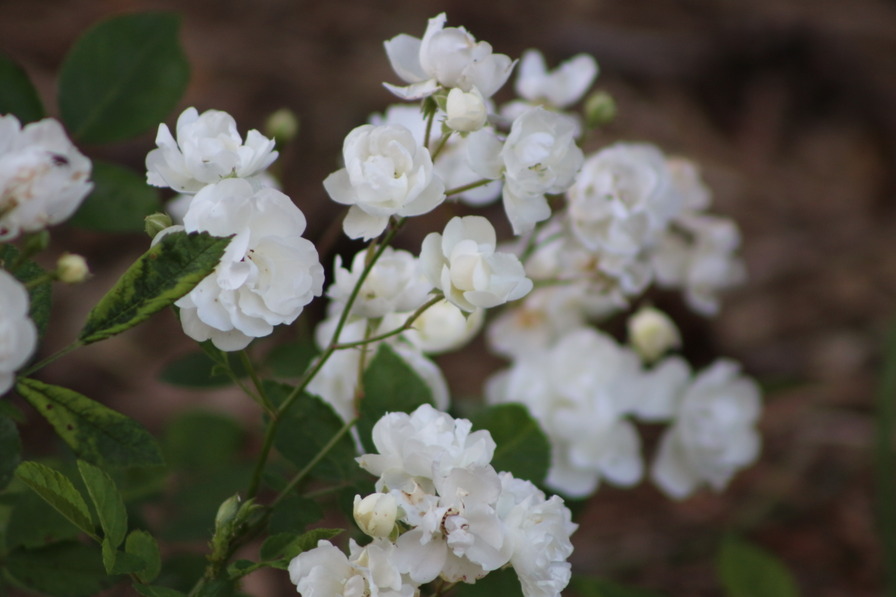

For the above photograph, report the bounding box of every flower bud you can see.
[585,90,616,128]
[215,494,241,530]
[56,253,89,284]
[265,108,299,146]
[353,493,398,538]
[628,306,681,363]
[144,212,173,239]
[445,87,487,132]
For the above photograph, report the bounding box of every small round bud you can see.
[265,108,299,146]
[585,91,617,128]
[56,253,89,284]
[353,493,398,538]
[628,306,681,363]
[445,87,488,133]
[144,212,173,239]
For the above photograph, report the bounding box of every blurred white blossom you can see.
[0,269,37,395]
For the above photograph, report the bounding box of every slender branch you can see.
[19,340,83,377]
[430,131,452,161]
[240,350,274,414]
[424,109,436,149]
[333,295,442,350]
[444,178,493,197]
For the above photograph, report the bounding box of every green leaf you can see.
[571,576,668,597]
[266,338,318,379]
[5,488,82,549]
[58,12,189,144]
[79,230,230,344]
[0,244,52,338]
[102,539,145,574]
[77,460,127,548]
[269,382,358,483]
[126,529,162,583]
[260,528,341,569]
[471,403,550,484]
[268,494,323,535]
[453,567,523,597]
[164,410,243,470]
[358,343,434,452]
[0,52,44,122]
[5,541,109,597]
[0,415,21,490]
[15,461,96,539]
[17,378,164,468]
[718,536,799,597]
[68,161,160,232]
[135,585,187,597]
[160,349,247,388]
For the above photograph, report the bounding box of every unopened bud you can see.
[628,306,681,363]
[445,87,488,133]
[265,108,299,146]
[215,494,241,530]
[144,212,173,239]
[353,493,398,538]
[56,253,89,284]
[585,91,616,128]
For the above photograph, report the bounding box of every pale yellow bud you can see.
[265,108,299,145]
[353,493,398,538]
[628,306,681,362]
[56,253,89,284]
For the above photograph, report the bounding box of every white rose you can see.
[419,216,532,312]
[0,115,92,241]
[567,143,679,255]
[651,359,762,499]
[145,107,277,193]
[354,493,399,538]
[324,124,445,240]
[327,247,432,319]
[173,178,324,351]
[514,49,598,108]
[406,298,484,354]
[384,13,514,100]
[0,269,38,395]
[445,87,488,133]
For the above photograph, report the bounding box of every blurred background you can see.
[2,0,895,595]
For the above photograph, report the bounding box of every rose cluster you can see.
[290,405,576,597]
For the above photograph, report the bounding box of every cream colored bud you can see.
[628,306,681,362]
[445,87,488,132]
[353,493,398,538]
[265,108,299,145]
[585,90,616,128]
[56,253,89,284]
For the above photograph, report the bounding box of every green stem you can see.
[271,418,357,508]
[333,295,442,350]
[430,131,453,161]
[444,178,493,197]
[424,109,436,149]
[240,350,274,414]
[244,218,406,499]
[19,340,83,377]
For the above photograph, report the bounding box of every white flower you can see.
[289,539,415,597]
[172,178,324,351]
[354,493,399,538]
[420,216,532,312]
[628,356,691,422]
[0,115,92,241]
[445,87,488,133]
[0,269,37,395]
[324,124,445,240]
[145,107,277,193]
[357,404,496,494]
[514,49,598,108]
[327,247,432,319]
[627,306,681,363]
[469,108,583,234]
[486,328,644,497]
[405,298,484,354]
[567,143,680,255]
[383,13,514,100]
[496,473,576,597]
[651,360,762,499]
